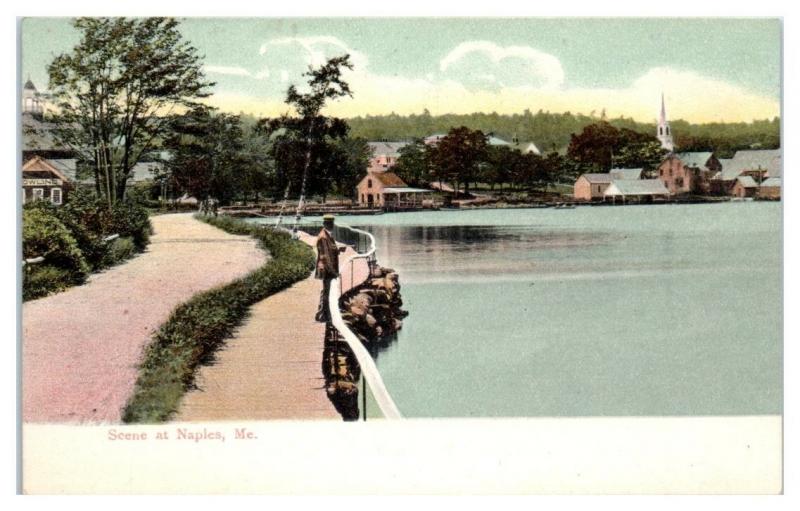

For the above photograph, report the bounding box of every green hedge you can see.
[122,215,315,423]
[22,191,153,301]
[22,207,90,301]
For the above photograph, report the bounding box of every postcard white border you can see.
[3,0,797,505]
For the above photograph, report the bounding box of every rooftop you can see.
[604,179,669,196]
[675,152,713,169]
[719,149,781,180]
[735,175,759,188]
[382,187,431,194]
[609,168,643,180]
[369,171,407,188]
[368,141,408,158]
[579,173,614,184]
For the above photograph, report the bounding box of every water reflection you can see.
[346,204,782,417]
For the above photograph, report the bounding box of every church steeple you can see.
[657,93,674,152]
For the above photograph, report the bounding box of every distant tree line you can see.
[343,109,780,159]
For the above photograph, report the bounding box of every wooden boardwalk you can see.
[175,231,368,421]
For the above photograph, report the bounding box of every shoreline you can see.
[223,195,776,218]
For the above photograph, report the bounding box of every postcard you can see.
[18,16,782,494]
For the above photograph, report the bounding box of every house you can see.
[657,152,721,195]
[356,171,430,208]
[128,161,164,183]
[713,149,781,196]
[367,141,408,172]
[487,135,511,146]
[732,176,759,198]
[22,156,72,205]
[717,149,781,182]
[603,179,669,204]
[521,142,541,155]
[573,173,614,201]
[424,133,447,145]
[609,168,643,180]
[424,132,516,148]
[510,141,542,155]
[758,177,781,200]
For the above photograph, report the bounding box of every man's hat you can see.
[322,214,335,221]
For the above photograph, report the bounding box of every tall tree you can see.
[328,137,370,200]
[46,17,212,205]
[393,138,430,187]
[482,145,516,190]
[258,55,354,204]
[164,107,247,211]
[568,121,663,172]
[428,127,488,197]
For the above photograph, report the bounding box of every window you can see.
[675,178,684,188]
[32,188,44,201]
[666,126,670,136]
[367,179,372,188]
[659,127,663,136]
[51,187,62,205]
[660,169,663,177]
[669,169,673,177]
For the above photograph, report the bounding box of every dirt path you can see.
[22,213,267,423]
[175,231,368,421]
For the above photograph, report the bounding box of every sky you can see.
[20,17,782,123]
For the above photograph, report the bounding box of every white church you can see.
[656,93,674,152]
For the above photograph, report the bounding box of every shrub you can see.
[57,188,153,267]
[22,206,90,300]
[122,215,315,423]
[55,190,109,269]
[23,265,73,301]
[102,236,137,267]
[21,190,153,300]
[109,200,152,250]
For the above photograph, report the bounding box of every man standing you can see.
[315,214,345,322]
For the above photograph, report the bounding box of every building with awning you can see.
[604,179,669,204]
[380,187,434,209]
[356,170,434,209]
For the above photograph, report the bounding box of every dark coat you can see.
[315,228,340,279]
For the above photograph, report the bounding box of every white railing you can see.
[327,225,403,420]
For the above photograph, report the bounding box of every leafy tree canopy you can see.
[46,17,212,205]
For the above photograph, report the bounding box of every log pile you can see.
[339,266,408,343]
[321,265,408,420]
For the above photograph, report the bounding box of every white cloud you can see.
[259,36,369,70]
[203,65,253,77]
[204,37,778,123]
[439,41,565,90]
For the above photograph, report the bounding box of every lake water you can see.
[260,202,783,417]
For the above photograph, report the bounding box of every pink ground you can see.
[22,213,267,424]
